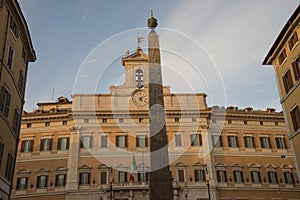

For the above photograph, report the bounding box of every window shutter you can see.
[125,136,128,147]
[0,86,4,112]
[4,92,11,117]
[66,138,70,150]
[244,137,247,147]
[79,173,82,184]
[40,139,44,151]
[199,134,203,146]
[89,136,93,148]
[219,136,223,147]
[49,139,53,150]
[45,176,48,187]
[80,137,83,148]
[0,142,4,165]
[116,136,119,147]
[241,171,244,182]
[252,137,255,148]
[16,178,20,189]
[268,137,272,148]
[235,136,239,147]
[87,173,90,184]
[21,141,25,152]
[64,174,66,185]
[136,137,139,147]
[30,140,34,152]
[57,138,61,150]
[145,137,148,147]
[37,176,40,188]
[55,175,58,186]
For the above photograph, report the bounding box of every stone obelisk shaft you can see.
[148,29,173,200]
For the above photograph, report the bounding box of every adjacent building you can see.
[11,46,300,200]
[0,0,36,199]
[263,4,300,182]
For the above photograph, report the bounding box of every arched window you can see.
[135,69,144,89]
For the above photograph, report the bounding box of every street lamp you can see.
[98,185,105,200]
[206,180,211,200]
[205,166,211,200]
[183,182,189,200]
[109,180,113,200]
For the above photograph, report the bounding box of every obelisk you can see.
[148,11,173,200]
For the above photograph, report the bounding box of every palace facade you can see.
[11,47,300,200]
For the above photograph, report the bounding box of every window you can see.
[292,58,300,81]
[288,32,298,50]
[278,49,287,65]
[100,171,107,184]
[21,140,34,153]
[244,120,248,125]
[5,153,14,181]
[192,117,196,122]
[216,170,227,182]
[284,172,294,184]
[45,122,50,126]
[212,135,222,147]
[119,118,124,123]
[37,175,48,188]
[177,169,185,182]
[174,118,179,122]
[283,70,293,93]
[0,86,11,117]
[7,45,14,69]
[244,136,255,148]
[194,170,205,182]
[275,137,286,149]
[27,123,32,128]
[233,171,244,183]
[228,135,238,148]
[84,119,89,123]
[62,121,67,125]
[138,172,148,182]
[116,135,127,148]
[0,0,4,8]
[16,177,28,190]
[119,171,127,183]
[10,17,19,38]
[275,122,279,126]
[136,69,144,89]
[102,118,107,123]
[136,135,147,147]
[79,172,90,185]
[18,71,25,95]
[260,121,264,125]
[0,141,4,167]
[268,171,278,184]
[260,137,270,149]
[80,136,93,148]
[22,47,28,64]
[40,138,52,151]
[13,109,21,135]
[55,174,66,187]
[139,118,143,123]
[58,138,69,150]
[291,106,300,132]
[175,134,182,147]
[190,134,202,146]
[251,171,261,183]
[212,119,216,123]
[100,135,108,148]
[228,119,232,124]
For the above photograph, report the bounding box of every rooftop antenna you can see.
[137,32,145,48]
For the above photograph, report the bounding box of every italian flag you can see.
[129,154,137,182]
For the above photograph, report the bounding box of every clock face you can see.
[132,90,149,106]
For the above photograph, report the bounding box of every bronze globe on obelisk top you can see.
[147,10,158,29]
[147,11,173,200]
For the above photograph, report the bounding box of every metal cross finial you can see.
[137,32,145,48]
[151,10,153,17]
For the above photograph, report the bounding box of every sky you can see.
[18,0,300,112]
